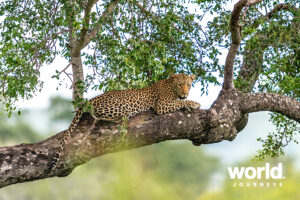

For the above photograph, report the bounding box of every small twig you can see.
[64,72,73,83]
[241,7,248,22]
[58,63,72,77]
[263,0,268,15]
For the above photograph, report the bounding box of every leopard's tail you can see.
[50,108,83,170]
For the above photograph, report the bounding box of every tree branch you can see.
[246,4,298,34]
[236,5,299,93]
[235,33,267,92]
[223,0,263,90]
[74,0,99,55]
[266,3,297,20]
[69,0,118,105]
[0,87,299,188]
[240,92,300,122]
[0,109,209,188]
[83,0,118,48]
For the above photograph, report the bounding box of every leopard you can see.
[50,73,200,170]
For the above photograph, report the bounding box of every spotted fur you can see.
[50,73,200,169]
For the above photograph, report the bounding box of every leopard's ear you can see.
[189,74,196,81]
[170,73,177,79]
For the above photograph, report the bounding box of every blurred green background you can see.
[0,96,299,200]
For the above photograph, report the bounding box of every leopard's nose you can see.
[183,86,189,94]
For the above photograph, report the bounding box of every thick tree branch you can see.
[241,93,300,122]
[0,109,210,188]
[1,89,298,188]
[223,0,263,90]
[64,1,85,104]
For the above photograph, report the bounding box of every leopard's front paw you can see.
[185,100,201,111]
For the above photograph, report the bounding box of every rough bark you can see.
[236,45,265,93]
[240,93,300,121]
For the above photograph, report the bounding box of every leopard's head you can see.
[170,73,196,99]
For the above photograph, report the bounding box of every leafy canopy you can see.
[0,0,224,115]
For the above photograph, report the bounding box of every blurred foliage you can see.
[198,158,300,200]
[48,95,74,123]
[0,138,220,199]
[0,110,41,144]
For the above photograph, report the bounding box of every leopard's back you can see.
[50,73,199,171]
[89,86,158,121]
